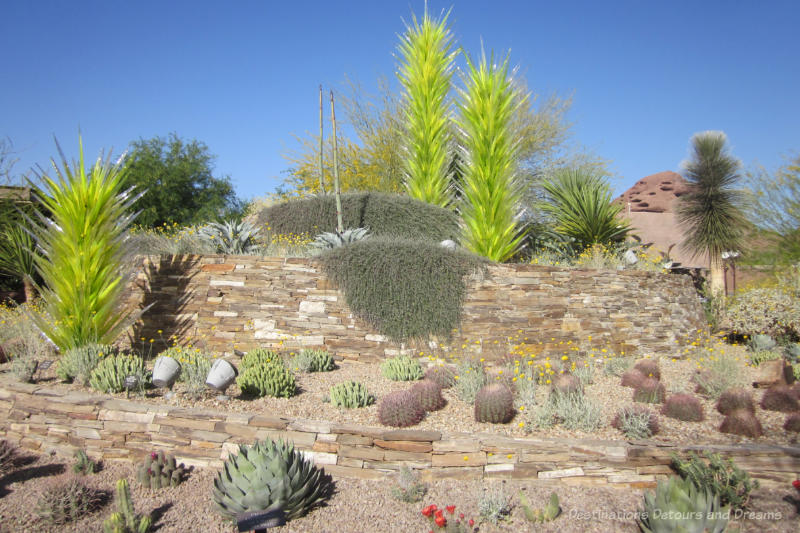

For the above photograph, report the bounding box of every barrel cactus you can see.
[475,383,514,423]
[213,438,332,522]
[410,379,446,411]
[378,390,425,427]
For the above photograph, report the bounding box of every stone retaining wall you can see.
[2,377,798,488]
[121,255,705,362]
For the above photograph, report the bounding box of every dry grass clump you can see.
[716,389,755,415]
[661,393,705,422]
[759,385,799,413]
[720,409,764,438]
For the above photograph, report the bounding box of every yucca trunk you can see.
[29,137,141,350]
[456,52,526,262]
[22,277,35,303]
[397,9,455,208]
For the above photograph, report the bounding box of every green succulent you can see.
[381,355,423,381]
[638,477,729,533]
[328,381,374,408]
[288,349,334,373]
[89,354,149,394]
[136,450,186,489]
[237,361,296,398]
[240,348,283,371]
[103,479,152,533]
[784,343,800,363]
[57,343,117,385]
[212,438,332,521]
[311,228,370,250]
[199,219,261,255]
[748,334,776,352]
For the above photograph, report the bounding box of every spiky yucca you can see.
[456,52,526,262]
[397,8,455,208]
[29,138,141,350]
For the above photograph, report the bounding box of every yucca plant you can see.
[676,131,748,296]
[538,168,631,252]
[456,51,526,262]
[199,219,261,255]
[397,8,456,208]
[0,224,39,302]
[28,138,142,351]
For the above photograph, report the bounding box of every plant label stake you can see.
[236,510,286,532]
[123,375,139,399]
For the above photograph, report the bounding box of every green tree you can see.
[537,168,631,251]
[397,8,455,207]
[745,153,800,264]
[676,131,748,296]
[122,133,244,227]
[456,52,526,262]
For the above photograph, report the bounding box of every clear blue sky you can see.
[2,0,798,200]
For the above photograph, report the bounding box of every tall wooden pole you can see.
[330,90,344,233]
[318,85,326,193]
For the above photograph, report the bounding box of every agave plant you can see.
[27,137,142,351]
[199,219,261,254]
[397,7,456,208]
[0,224,39,302]
[311,227,369,250]
[456,51,527,262]
[638,476,729,533]
[212,438,332,521]
[538,168,631,251]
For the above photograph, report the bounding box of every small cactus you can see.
[410,379,446,412]
[633,377,665,404]
[720,409,764,438]
[621,369,646,388]
[760,385,799,412]
[633,359,661,380]
[136,450,186,489]
[784,413,800,433]
[716,388,755,415]
[381,356,424,381]
[329,381,374,408]
[520,491,561,523]
[424,365,456,388]
[475,383,515,424]
[72,449,97,475]
[103,478,152,533]
[551,374,581,396]
[378,390,425,427]
[662,393,705,422]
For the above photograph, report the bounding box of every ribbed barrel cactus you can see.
[212,438,332,522]
[474,383,514,423]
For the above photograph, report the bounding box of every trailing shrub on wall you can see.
[255,192,460,243]
[319,236,485,342]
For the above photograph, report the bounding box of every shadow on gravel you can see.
[0,463,65,497]
[149,501,174,531]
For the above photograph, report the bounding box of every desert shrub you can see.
[478,484,512,524]
[320,237,485,342]
[662,393,705,422]
[89,354,149,394]
[240,348,282,371]
[454,361,487,404]
[724,264,800,339]
[0,439,17,476]
[475,383,515,423]
[410,379,446,412]
[328,381,374,408]
[288,349,334,373]
[57,343,116,385]
[378,390,425,427]
[424,364,456,388]
[784,413,800,432]
[694,353,744,400]
[671,451,759,510]
[128,224,216,255]
[0,304,54,383]
[633,377,666,404]
[532,391,603,431]
[716,388,755,415]
[612,405,660,439]
[255,192,460,243]
[551,373,581,396]
[381,355,424,381]
[572,361,594,385]
[720,409,764,438]
[603,356,634,376]
[390,466,428,503]
[35,475,104,525]
[760,385,799,412]
[620,369,646,389]
[515,374,537,410]
[237,361,296,398]
[633,359,661,380]
[161,346,211,397]
[749,350,783,367]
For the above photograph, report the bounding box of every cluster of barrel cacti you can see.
[136,450,186,489]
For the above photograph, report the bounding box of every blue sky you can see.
[2,0,798,201]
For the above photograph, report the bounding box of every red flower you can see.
[446,505,456,514]
[434,515,447,528]
[459,513,464,520]
[434,509,444,519]
[468,518,475,526]
[422,505,436,517]
[793,479,800,491]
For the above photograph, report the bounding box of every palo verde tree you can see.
[676,131,748,296]
[122,133,244,227]
[396,8,456,208]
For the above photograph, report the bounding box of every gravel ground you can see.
[1,451,798,533]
